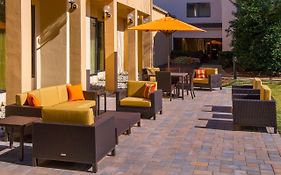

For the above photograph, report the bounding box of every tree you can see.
[0,0,5,22]
[229,0,281,75]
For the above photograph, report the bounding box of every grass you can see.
[225,78,281,131]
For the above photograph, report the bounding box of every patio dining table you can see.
[171,72,189,100]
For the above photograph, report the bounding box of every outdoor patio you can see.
[0,88,281,175]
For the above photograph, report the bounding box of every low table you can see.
[0,116,41,161]
[98,111,141,144]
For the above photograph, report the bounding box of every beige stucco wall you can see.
[38,0,67,87]
[152,9,169,66]
[117,0,151,15]
[6,0,32,104]
[222,0,236,51]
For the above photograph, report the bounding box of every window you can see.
[187,3,211,17]
[90,18,105,75]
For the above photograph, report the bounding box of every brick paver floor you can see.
[0,88,281,175]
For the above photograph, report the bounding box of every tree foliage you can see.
[0,0,4,22]
[230,0,281,75]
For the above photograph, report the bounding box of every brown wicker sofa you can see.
[5,85,116,173]
[232,84,277,133]
[232,77,262,95]
[116,81,163,120]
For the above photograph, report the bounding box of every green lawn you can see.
[226,78,281,131]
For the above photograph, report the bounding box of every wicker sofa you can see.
[5,85,116,173]
[193,68,222,91]
[116,81,162,120]
[232,84,277,133]
[232,77,262,95]
[142,67,160,82]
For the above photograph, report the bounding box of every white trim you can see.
[66,12,70,84]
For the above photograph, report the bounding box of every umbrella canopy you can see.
[129,16,206,70]
[129,16,206,34]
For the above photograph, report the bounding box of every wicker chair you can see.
[156,71,176,101]
[193,68,222,91]
[232,86,277,133]
[176,70,196,99]
[116,81,163,120]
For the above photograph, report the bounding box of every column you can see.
[6,0,32,104]
[69,0,87,89]
[104,1,118,92]
[127,10,138,80]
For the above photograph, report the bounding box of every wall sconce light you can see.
[127,13,134,24]
[68,0,78,10]
[143,17,150,24]
[103,5,112,18]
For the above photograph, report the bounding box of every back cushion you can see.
[254,78,262,90]
[39,87,60,106]
[146,67,160,76]
[57,85,68,103]
[260,85,271,101]
[128,81,157,98]
[204,68,218,76]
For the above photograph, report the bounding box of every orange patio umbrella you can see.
[129,16,206,70]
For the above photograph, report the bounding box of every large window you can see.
[0,0,5,90]
[187,3,211,17]
[90,18,105,75]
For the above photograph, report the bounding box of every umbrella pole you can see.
[166,33,172,71]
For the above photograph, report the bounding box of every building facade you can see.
[153,0,236,61]
[4,0,160,104]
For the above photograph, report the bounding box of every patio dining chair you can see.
[176,70,196,99]
[156,71,176,101]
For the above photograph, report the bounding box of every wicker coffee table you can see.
[0,116,41,161]
[98,111,141,144]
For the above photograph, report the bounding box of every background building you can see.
[153,0,236,64]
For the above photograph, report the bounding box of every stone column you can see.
[69,0,87,89]
[6,0,32,104]
[104,0,118,92]
[127,9,138,81]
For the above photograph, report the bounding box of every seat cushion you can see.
[120,97,151,107]
[42,107,94,125]
[193,78,209,84]
[54,100,96,109]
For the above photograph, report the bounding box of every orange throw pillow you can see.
[143,83,157,99]
[67,84,85,101]
[27,93,41,107]
[195,69,206,78]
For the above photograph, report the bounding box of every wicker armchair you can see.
[232,85,277,133]
[116,81,163,120]
[193,68,222,91]
[156,71,177,101]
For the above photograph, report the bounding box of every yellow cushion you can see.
[16,85,68,106]
[193,78,209,84]
[146,67,160,76]
[260,85,271,101]
[42,107,94,125]
[254,78,262,90]
[127,81,157,98]
[54,100,96,109]
[149,76,156,82]
[203,68,218,76]
[57,85,68,103]
[120,97,151,107]
[39,87,60,106]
